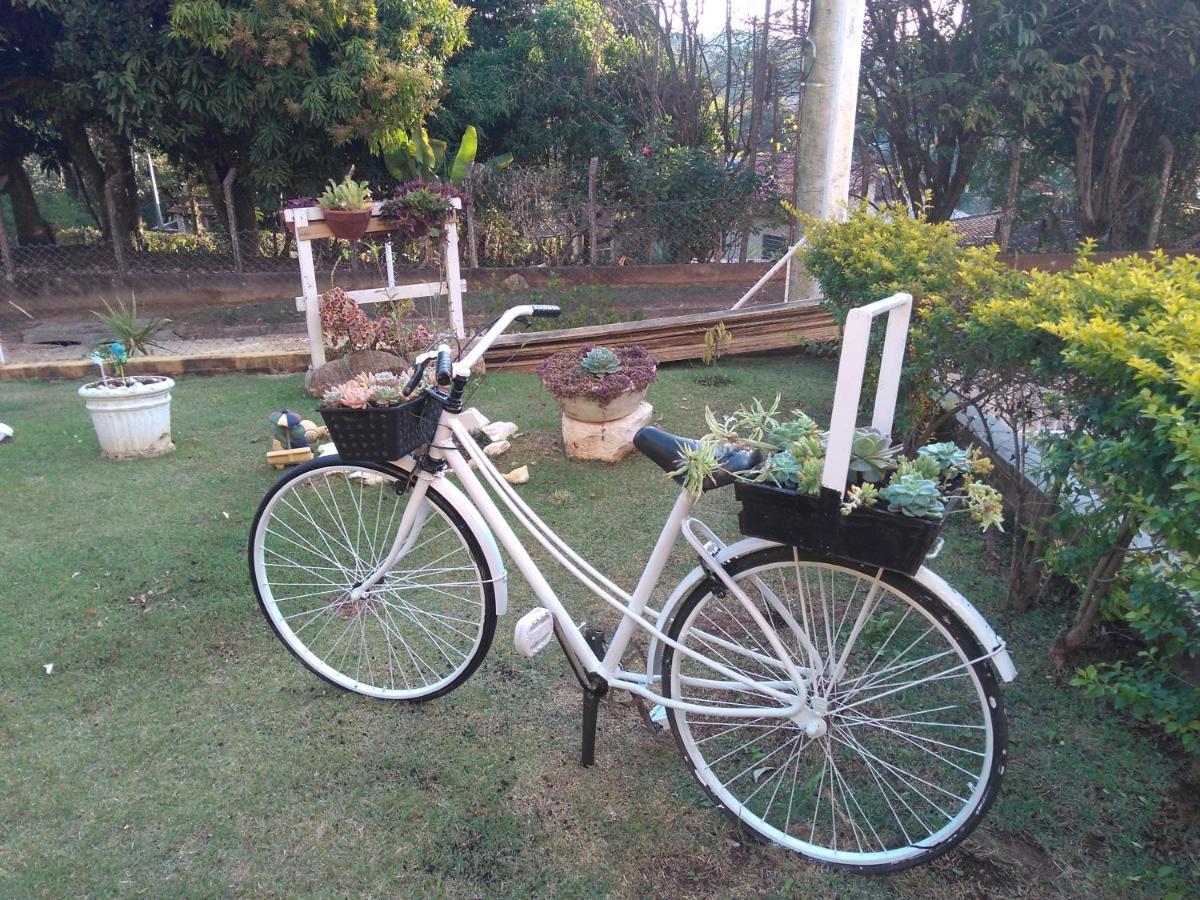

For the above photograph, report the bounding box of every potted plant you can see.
[319,176,374,241]
[319,371,441,461]
[280,195,319,234]
[536,344,658,423]
[379,182,465,242]
[79,296,175,460]
[675,398,1005,574]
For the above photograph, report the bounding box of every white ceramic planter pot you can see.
[78,376,176,459]
[555,386,649,424]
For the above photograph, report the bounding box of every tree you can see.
[996,0,1200,248]
[1,0,468,245]
[859,1,1012,222]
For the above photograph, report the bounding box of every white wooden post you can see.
[821,292,912,494]
[293,208,326,368]
[445,198,465,340]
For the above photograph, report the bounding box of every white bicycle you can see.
[249,295,1016,873]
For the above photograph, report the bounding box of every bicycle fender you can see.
[429,474,509,616]
[912,567,1016,682]
[643,538,1016,685]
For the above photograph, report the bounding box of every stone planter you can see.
[555,385,650,423]
[78,376,175,459]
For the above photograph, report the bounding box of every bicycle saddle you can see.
[633,426,762,492]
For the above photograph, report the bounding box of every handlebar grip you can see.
[530,305,561,318]
[402,361,427,396]
[435,347,453,386]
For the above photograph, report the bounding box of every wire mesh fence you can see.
[1,167,796,368]
[3,165,788,289]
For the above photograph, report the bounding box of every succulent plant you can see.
[848,428,900,483]
[917,441,970,475]
[762,451,822,495]
[789,434,825,460]
[580,346,622,376]
[895,454,943,481]
[768,413,820,449]
[319,176,373,211]
[371,386,404,407]
[879,473,945,519]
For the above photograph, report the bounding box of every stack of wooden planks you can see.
[482,301,838,372]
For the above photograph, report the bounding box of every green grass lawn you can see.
[1,355,1195,897]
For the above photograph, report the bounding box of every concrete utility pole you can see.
[789,0,866,301]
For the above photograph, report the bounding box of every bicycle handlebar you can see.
[458,305,560,371]
[434,346,454,385]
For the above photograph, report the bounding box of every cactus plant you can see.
[848,428,900,483]
[580,347,622,376]
[878,473,945,519]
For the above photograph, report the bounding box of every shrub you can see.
[977,250,1200,753]
[798,203,1028,450]
[624,146,766,263]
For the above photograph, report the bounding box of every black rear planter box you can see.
[319,393,442,461]
[734,481,950,575]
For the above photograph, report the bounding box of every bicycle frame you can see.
[346,411,818,722]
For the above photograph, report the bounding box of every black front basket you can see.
[319,392,443,462]
[734,481,949,575]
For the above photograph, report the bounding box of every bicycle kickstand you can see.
[580,628,609,767]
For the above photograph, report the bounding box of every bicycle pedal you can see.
[513,607,554,657]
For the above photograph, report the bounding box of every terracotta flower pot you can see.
[322,208,372,241]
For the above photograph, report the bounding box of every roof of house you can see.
[753,152,902,204]
[951,211,1002,247]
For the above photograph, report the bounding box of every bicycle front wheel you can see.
[250,458,497,701]
[662,547,1007,872]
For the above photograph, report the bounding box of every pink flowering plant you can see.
[319,287,438,360]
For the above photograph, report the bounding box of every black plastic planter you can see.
[734,481,950,575]
[319,393,442,461]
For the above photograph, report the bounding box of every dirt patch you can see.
[512,429,563,461]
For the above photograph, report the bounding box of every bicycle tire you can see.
[249,457,497,701]
[661,546,1007,872]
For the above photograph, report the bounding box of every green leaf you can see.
[449,125,478,183]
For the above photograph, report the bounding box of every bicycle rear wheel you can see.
[661,547,1007,872]
[250,458,497,701]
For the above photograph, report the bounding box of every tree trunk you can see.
[739,3,772,263]
[0,155,55,244]
[94,129,140,250]
[230,175,259,250]
[200,162,230,235]
[1051,512,1138,662]
[1145,135,1175,250]
[997,140,1021,252]
[57,117,108,234]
